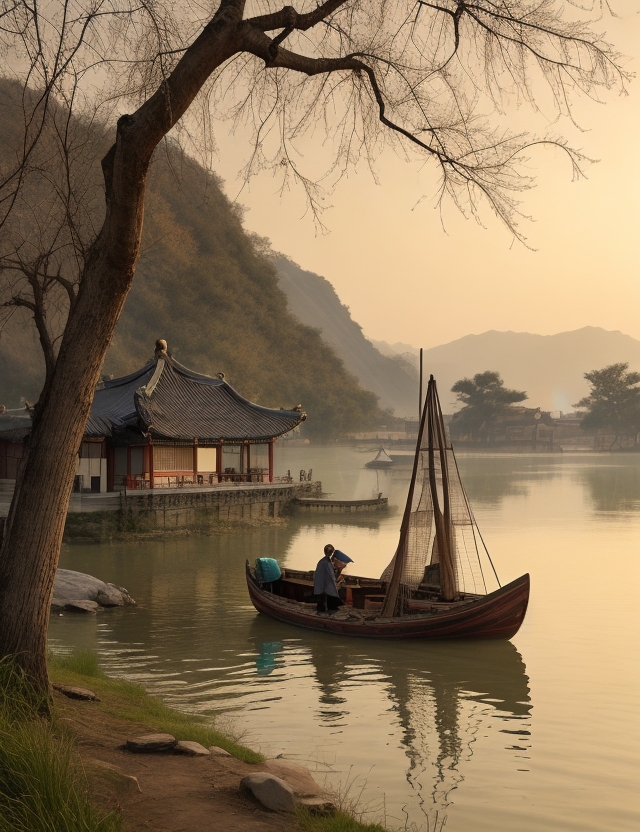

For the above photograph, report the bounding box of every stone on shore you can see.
[53,683,100,701]
[174,740,210,756]
[52,568,136,611]
[297,796,337,815]
[209,746,232,757]
[125,734,178,753]
[64,599,100,614]
[240,772,296,813]
[263,759,325,797]
[87,759,142,794]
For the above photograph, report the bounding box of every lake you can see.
[49,447,640,831]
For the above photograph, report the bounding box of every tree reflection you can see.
[576,460,640,513]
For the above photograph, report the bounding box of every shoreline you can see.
[45,652,389,832]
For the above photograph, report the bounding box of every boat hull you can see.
[246,565,530,640]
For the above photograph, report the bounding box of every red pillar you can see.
[268,439,274,483]
[107,446,115,492]
[149,441,154,489]
[216,443,223,483]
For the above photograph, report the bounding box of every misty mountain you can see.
[0,79,382,439]
[377,328,640,413]
[274,256,419,418]
[369,339,419,360]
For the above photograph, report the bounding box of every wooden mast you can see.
[431,380,457,601]
[381,374,430,618]
[381,376,457,617]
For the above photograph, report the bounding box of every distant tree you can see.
[450,371,527,438]
[574,364,640,449]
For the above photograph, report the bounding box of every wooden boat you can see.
[365,448,394,469]
[246,376,530,640]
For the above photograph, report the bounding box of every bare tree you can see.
[1,84,108,401]
[0,0,628,693]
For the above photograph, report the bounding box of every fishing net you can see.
[380,389,491,598]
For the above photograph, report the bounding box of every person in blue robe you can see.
[314,543,342,613]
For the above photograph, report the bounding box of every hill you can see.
[274,256,419,417]
[0,80,382,439]
[376,328,640,412]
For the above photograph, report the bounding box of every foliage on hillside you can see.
[0,81,383,438]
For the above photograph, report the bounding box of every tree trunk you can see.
[0,8,243,692]
[0,246,140,688]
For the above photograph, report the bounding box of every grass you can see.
[0,655,121,832]
[296,808,388,832]
[2,649,395,832]
[48,650,263,763]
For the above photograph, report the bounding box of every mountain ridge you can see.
[373,326,640,412]
[274,255,419,417]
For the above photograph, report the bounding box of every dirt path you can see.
[56,690,302,832]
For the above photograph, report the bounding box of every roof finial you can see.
[155,339,168,356]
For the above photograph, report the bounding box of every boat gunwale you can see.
[246,563,530,640]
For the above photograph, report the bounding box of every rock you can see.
[64,600,100,614]
[87,759,142,794]
[52,684,100,701]
[109,582,136,606]
[53,569,136,610]
[125,733,177,753]
[297,797,337,815]
[209,746,232,757]
[240,772,296,813]
[174,740,210,756]
[96,587,125,607]
[263,759,325,797]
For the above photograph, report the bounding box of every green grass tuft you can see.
[295,808,388,832]
[0,656,120,832]
[48,650,263,763]
[49,649,105,679]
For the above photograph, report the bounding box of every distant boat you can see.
[246,376,530,640]
[365,448,394,469]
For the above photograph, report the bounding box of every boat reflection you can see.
[249,617,531,823]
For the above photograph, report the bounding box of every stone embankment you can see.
[0,480,322,542]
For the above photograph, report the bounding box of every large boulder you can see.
[241,762,336,815]
[240,773,296,813]
[53,569,135,610]
[262,759,325,797]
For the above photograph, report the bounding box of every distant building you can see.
[0,341,306,492]
[449,407,560,451]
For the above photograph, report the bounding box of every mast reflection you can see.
[250,618,531,824]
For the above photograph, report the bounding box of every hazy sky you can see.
[212,5,640,350]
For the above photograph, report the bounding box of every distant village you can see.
[349,408,613,453]
[1,343,639,501]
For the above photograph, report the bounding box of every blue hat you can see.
[332,550,353,564]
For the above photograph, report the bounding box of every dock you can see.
[292,496,388,514]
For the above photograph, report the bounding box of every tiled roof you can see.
[85,360,156,435]
[0,412,32,442]
[86,352,304,442]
